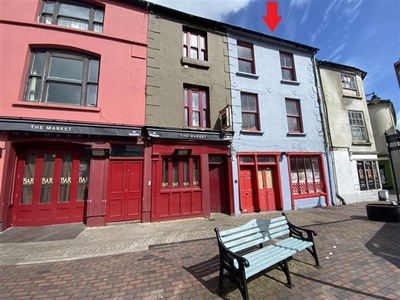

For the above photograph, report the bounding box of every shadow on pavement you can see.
[365,221,400,268]
[0,223,85,243]
[292,272,394,300]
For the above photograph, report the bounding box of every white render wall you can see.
[333,150,378,203]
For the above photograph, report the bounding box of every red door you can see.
[239,166,256,213]
[258,166,277,211]
[107,160,142,222]
[209,162,228,213]
[13,150,88,226]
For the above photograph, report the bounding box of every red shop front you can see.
[146,128,234,222]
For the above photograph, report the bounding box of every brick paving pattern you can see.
[0,202,399,299]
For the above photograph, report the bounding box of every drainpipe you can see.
[312,59,343,205]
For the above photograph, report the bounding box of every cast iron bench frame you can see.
[214,212,320,300]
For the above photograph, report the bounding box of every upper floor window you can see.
[184,86,209,128]
[341,73,357,90]
[182,28,207,61]
[39,0,104,32]
[241,92,259,131]
[285,98,303,133]
[280,52,296,81]
[24,50,99,107]
[348,110,368,142]
[237,41,255,74]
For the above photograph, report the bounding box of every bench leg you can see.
[216,264,226,294]
[278,259,294,288]
[306,245,321,268]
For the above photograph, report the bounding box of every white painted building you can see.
[317,61,380,204]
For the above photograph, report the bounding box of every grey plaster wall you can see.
[146,14,231,129]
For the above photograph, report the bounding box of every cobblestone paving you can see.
[0,202,399,299]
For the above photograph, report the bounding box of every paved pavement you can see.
[0,194,399,299]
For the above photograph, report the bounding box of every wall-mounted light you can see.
[173,148,192,156]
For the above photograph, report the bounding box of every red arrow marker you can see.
[262,1,282,32]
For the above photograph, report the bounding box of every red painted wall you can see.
[0,0,147,126]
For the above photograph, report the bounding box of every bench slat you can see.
[219,216,286,236]
[274,237,313,252]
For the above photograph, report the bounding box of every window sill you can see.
[352,141,372,146]
[293,192,326,199]
[240,130,264,135]
[280,79,300,86]
[181,57,210,69]
[342,94,363,100]
[287,133,307,137]
[13,101,101,112]
[236,71,259,79]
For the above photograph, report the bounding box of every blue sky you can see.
[151,0,400,128]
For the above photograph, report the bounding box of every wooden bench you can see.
[214,212,320,300]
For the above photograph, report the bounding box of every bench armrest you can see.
[214,228,250,269]
[282,212,317,243]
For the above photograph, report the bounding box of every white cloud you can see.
[148,0,255,21]
[326,43,346,61]
[289,0,310,8]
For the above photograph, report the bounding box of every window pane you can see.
[43,15,53,24]
[58,18,88,30]
[240,156,254,163]
[242,113,257,129]
[280,54,292,68]
[58,154,72,203]
[184,88,188,106]
[93,24,103,33]
[77,156,89,201]
[49,57,83,81]
[290,157,298,183]
[238,45,252,60]
[258,168,264,189]
[172,159,179,187]
[43,2,54,13]
[193,157,199,186]
[26,78,42,101]
[21,154,36,205]
[32,52,45,75]
[257,156,275,163]
[312,157,320,181]
[59,3,90,19]
[239,60,252,73]
[192,112,200,126]
[288,117,300,132]
[282,69,293,80]
[162,158,168,188]
[94,10,104,22]
[183,159,189,187]
[89,60,99,82]
[190,34,198,47]
[87,85,98,106]
[192,92,199,109]
[40,154,55,204]
[190,48,198,59]
[286,100,299,116]
[184,108,188,126]
[46,82,81,105]
[200,36,205,49]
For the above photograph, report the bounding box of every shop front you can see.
[0,118,143,230]
[146,128,233,222]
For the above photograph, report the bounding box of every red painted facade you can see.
[0,0,148,229]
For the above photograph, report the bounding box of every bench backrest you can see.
[217,215,289,253]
